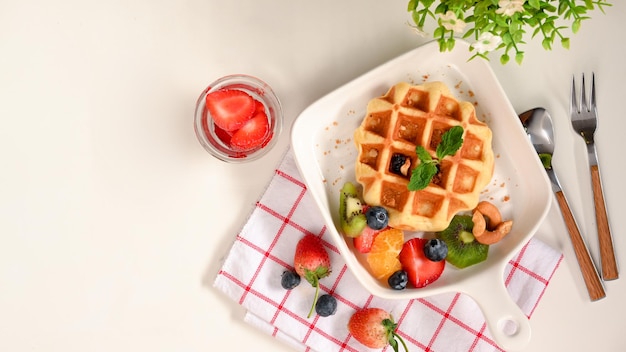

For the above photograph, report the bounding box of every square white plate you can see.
[290,40,551,350]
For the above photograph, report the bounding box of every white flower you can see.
[471,32,503,54]
[406,21,428,38]
[495,0,525,17]
[439,11,467,33]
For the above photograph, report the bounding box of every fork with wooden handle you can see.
[570,73,618,280]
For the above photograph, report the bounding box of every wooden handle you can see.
[555,190,606,301]
[591,165,618,280]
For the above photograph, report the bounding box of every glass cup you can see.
[194,74,283,162]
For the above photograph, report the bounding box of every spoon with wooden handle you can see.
[520,107,605,301]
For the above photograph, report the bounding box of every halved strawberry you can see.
[213,123,233,145]
[399,238,445,288]
[205,89,255,131]
[253,99,266,114]
[230,111,270,151]
[353,226,386,254]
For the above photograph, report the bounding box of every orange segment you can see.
[366,228,404,280]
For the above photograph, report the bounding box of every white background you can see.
[1,1,624,351]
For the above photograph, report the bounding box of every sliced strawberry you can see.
[399,238,445,288]
[260,130,274,148]
[205,89,255,131]
[230,111,270,151]
[253,98,266,114]
[353,226,386,253]
[213,123,233,145]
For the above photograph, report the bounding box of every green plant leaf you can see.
[404,0,610,65]
[434,2,447,14]
[434,26,444,38]
[446,37,456,51]
[502,32,512,45]
[572,18,581,33]
[437,38,447,51]
[494,16,507,27]
[529,0,540,10]
[411,10,421,25]
[500,53,510,65]
[558,1,568,15]
[463,27,475,38]
[574,5,588,14]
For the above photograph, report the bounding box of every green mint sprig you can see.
[538,152,552,169]
[407,0,612,65]
[408,125,464,191]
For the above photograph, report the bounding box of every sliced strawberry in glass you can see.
[230,111,270,152]
[205,89,255,131]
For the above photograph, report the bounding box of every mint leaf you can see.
[538,152,552,169]
[408,148,437,191]
[415,145,432,163]
[436,125,464,160]
[408,127,464,191]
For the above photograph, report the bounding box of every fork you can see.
[570,73,618,280]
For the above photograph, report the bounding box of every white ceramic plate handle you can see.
[462,262,532,351]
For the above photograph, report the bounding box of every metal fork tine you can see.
[581,74,588,112]
[591,72,597,111]
[571,75,578,114]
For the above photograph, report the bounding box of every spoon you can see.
[519,108,605,301]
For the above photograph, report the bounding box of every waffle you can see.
[354,81,494,232]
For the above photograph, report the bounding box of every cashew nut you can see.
[472,209,487,237]
[475,201,502,229]
[471,201,513,245]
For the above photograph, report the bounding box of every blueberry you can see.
[365,206,389,230]
[423,238,448,262]
[281,270,301,290]
[389,153,408,176]
[388,270,408,290]
[315,294,337,317]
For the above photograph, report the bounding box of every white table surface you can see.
[1,1,624,351]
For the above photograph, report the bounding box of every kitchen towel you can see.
[213,149,562,352]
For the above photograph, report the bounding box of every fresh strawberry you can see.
[353,226,386,253]
[213,123,233,145]
[205,89,255,131]
[230,111,269,151]
[348,307,408,351]
[294,234,331,318]
[399,238,445,288]
[253,98,266,114]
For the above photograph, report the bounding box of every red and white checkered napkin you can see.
[214,150,563,352]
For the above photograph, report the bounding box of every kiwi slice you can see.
[339,182,367,237]
[436,215,489,269]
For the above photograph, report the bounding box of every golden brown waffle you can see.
[354,81,494,232]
